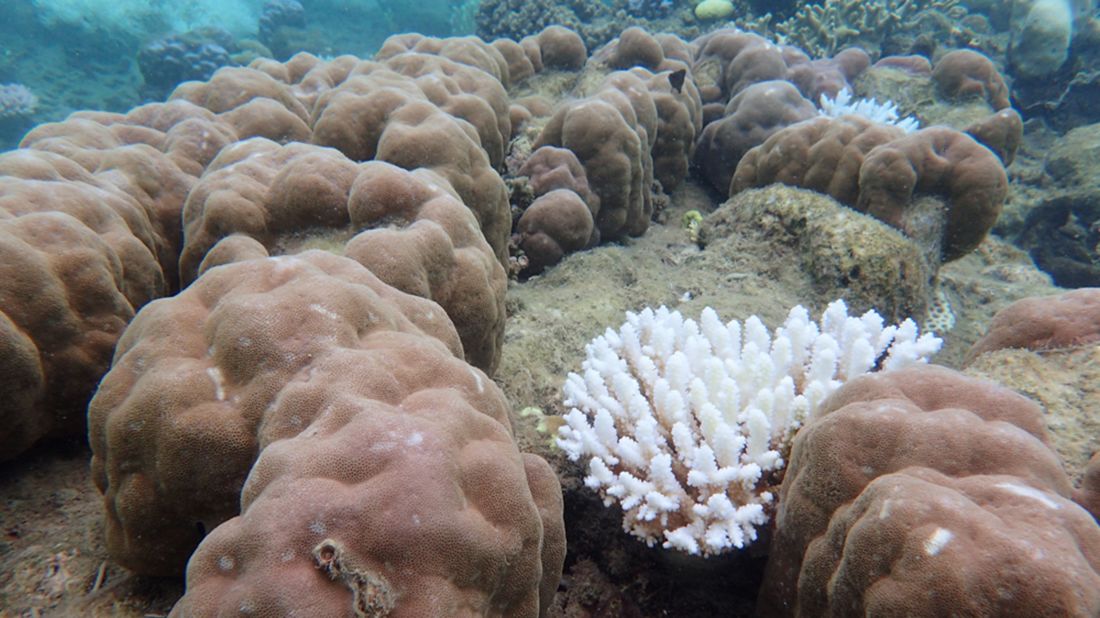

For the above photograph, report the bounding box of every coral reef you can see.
[931,49,1011,111]
[1009,0,1075,78]
[137,29,260,101]
[475,0,614,51]
[1017,124,1100,287]
[258,0,307,59]
[0,83,40,149]
[177,140,507,373]
[965,288,1100,360]
[695,80,817,193]
[772,0,967,58]
[1,19,1096,617]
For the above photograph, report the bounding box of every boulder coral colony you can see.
[0,1,1099,615]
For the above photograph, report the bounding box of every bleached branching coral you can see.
[557,300,941,556]
[819,88,919,133]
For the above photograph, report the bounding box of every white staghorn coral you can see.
[819,87,919,133]
[557,300,941,556]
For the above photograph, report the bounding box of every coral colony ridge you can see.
[557,300,941,555]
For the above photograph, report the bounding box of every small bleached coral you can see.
[819,87,919,133]
[557,300,941,556]
[0,83,38,119]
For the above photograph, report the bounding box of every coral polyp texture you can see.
[556,300,942,556]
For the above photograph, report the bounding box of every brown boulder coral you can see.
[732,115,904,207]
[964,108,1023,165]
[167,49,514,264]
[179,139,506,373]
[170,67,312,144]
[308,64,511,263]
[695,80,817,194]
[965,288,1100,362]
[89,251,564,615]
[759,364,1100,616]
[0,208,137,461]
[690,30,780,102]
[519,25,589,73]
[798,466,1100,616]
[515,188,595,273]
[931,49,1011,111]
[0,102,233,460]
[733,117,1008,263]
[173,339,565,616]
[856,127,1008,262]
[535,73,655,240]
[88,251,465,575]
[785,47,871,102]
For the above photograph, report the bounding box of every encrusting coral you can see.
[557,300,940,556]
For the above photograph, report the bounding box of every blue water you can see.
[0,0,478,147]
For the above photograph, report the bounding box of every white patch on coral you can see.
[309,520,326,534]
[406,432,424,447]
[468,366,485,393]
[994,482,1061,509]
[819,88,920,133]
[923,527,953,555]
[206,366,226,401]
[217,555,235,571]
[309,303,339,321]
[878,498,894,519]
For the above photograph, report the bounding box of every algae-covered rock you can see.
[699,185,932,322]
